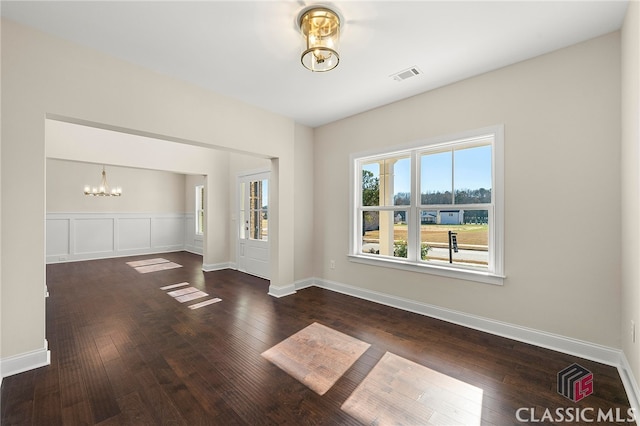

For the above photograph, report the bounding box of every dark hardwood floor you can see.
[1,251,633,425]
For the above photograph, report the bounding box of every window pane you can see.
[195,185,204,235]
[420,209,489,268]
[361,210,408,258]
[362,162,380,206]
[421,151,453,205]
[392,156,411,206]
[454,145,492,204]
[362,156,411,207]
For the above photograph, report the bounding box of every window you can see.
[350,126,504,285]
[195,185,204,235]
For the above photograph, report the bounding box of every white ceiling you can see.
[1,1,629,128]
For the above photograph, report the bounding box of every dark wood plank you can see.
[61,400,93,426]
[1,369,36,425]
[0,251,633,425]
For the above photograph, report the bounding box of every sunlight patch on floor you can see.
[261,322,371,395]
[342,351,483,425]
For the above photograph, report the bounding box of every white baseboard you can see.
[47,247,185,264]
[293,277,315,291]
[619,352,640,417]
[307,277,621,365]
[202,262,234,272]
[294,277,639,410]
[1,340,50,378]
[268,283,297,298]
[184,246,203,256]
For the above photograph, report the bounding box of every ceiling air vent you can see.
[390,66,422,82]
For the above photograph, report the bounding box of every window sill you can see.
[348,254,505,286]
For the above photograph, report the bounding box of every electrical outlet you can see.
[330,260,336,269]
[632,320,636,343]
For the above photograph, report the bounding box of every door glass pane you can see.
[249,179,268,241]
[260,179,268,241]
[239,182,245,239]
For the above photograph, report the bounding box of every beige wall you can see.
[294,123,315,281]
[314,32,621,347]
[47,159,186,213]
[0,18,3,364]
[621,0,640,389]
[1,19,301,360]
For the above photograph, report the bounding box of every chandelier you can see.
[298,6,341,72]
[84,165,122,196]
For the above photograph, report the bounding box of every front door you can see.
[237,172,270,279]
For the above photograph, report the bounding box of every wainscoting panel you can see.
[118,217,152,251]
[46,213,188,263]
[153,216,185,249]
[46,218,70,258]
[183,214,204,255]
[75,218,115,255]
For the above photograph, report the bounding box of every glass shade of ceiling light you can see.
[84,165,122,196]
[299,7,340,72]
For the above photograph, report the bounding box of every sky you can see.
[363,145,492,195]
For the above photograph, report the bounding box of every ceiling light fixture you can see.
[298,6,341,72]
[84,165,122,196]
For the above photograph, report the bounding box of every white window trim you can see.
[195,184,204,236]
[349,125,505,285]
